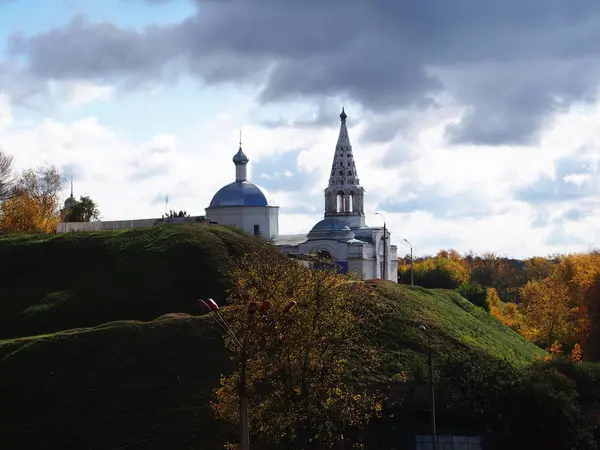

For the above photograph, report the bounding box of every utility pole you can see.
[419,325,437,450]
[376,212,387,280]
[404,238,414,286]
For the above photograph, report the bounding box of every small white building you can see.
[205,144,279,239]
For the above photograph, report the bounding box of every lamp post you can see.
[375,212,387,280]
[419,325,437,450]
[403,238,414,286]
[199,297,297,450]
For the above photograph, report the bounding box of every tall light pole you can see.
[419,325,437,450]
[375,212,387,280]
[200,297,296,450]
[403,238,414,286]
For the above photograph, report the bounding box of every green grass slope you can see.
[0,225,255,340]
[0,278,545,448]
[370,281,546,376]
[0,314,233,450]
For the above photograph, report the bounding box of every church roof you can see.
[64,195,77,208]
[233,147,249,164]
[306,217,356,241]
[208,181,269,208]
[327,108,360,188]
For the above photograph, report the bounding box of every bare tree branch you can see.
[0,151,14,202]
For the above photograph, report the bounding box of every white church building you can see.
[57,109,398,281]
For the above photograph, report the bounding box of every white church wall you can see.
[268,207,279,238]
[206,206,277,238]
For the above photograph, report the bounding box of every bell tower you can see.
[323,108,366,229]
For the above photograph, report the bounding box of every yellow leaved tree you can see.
[519,277,577,349]
[211,242,383,449]
[0,165,62,233]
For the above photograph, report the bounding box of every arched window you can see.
[336,192,345,213]
[348,192,354,212]
[314,250,334,271]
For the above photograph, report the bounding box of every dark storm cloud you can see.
[5,0,600,145]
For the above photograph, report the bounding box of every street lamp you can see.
[199,297,296,450]
[403,238,414,286]
[375,212,387,280]
[419,325,437,450]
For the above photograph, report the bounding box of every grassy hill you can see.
[0,225,254,340]
[0,225,547,448]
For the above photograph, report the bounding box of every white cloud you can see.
[49,81,115,107]
[2,89,600,258]
[0,93,13,132]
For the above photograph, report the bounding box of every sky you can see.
[1,0,600,259]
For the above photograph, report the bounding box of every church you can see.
[57,109,398,281]
[205,109,398,281]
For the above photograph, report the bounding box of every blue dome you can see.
[209,181,268,208]
[233,148,249,164]
[307,217,355,241]
[310,218,351,232]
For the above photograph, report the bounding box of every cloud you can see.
[4,1,600,145]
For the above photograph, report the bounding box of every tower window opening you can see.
[348,192,354,212]
[336,192,345,213]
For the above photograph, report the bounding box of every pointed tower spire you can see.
[232,130,249,182]
[323,109,365,228]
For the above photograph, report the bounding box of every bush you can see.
[456,282,489,311]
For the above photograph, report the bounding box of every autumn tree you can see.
[403,252,469,289]
[552,253,600,360]
[0,164,63,233]
[0,150,14,202]
[211,243,382,449]
[520,277,578,349]
[64,195,100,222]
[523,256,556,281]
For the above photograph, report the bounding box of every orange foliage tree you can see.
[211,242,383,449]
[519,277,579,350]
[400,250,469,289]
[552,253,600,360]
[488,287,525,332]
[0,165,62,233]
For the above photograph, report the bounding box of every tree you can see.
[64,195,100,222]
[520,277,577,349]
[211,242,382,449]
[0,164,63,233]
[523,256,556,281]
[405,254,469,289]
[0,150,14,202]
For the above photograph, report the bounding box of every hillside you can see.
[0,281,545,447]
[0,225,255,339]
[371,281,545,375]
